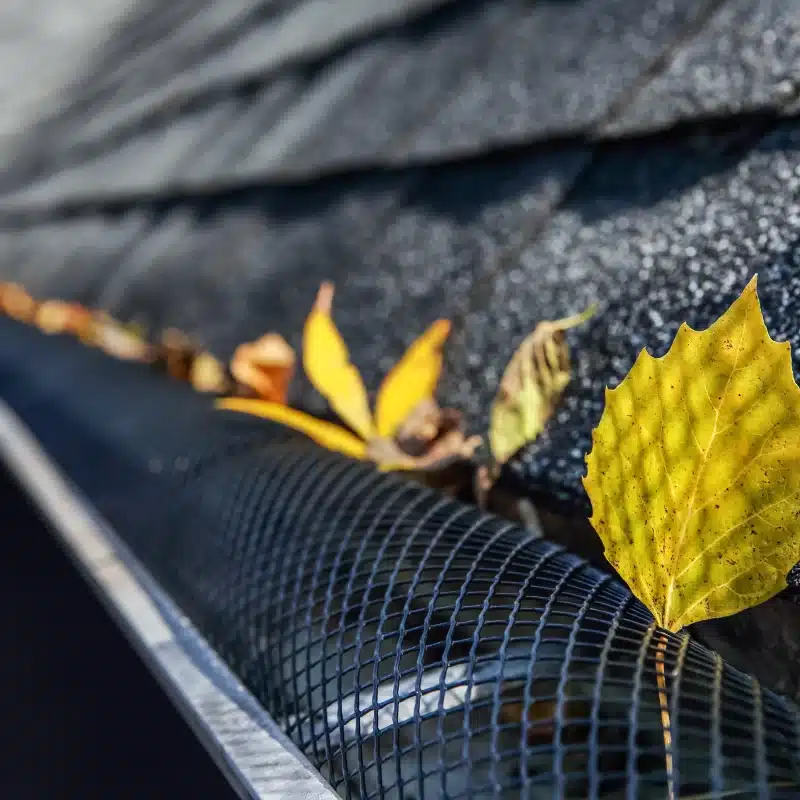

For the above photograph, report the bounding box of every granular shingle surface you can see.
[1,0,800,517]
[454,121,800,505]
[603,0,800,136]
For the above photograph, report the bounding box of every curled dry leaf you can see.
[230,333,295,404]
[366,398,482,472]
[0,283,37,323]
[489,305,596,467]
[156,328,235,394]
[0,286,231,398]
[395,397,459,455]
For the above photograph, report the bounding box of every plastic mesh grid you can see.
[1,318,799,799]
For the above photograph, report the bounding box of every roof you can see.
[1,0,800,691]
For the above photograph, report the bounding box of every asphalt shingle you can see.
[2,5,800,515]
[100,180,409,366]
[34,213,152,303]
[604,0,800,136]
[448,119,800,508]
[402,0,718,159]
[347,150,591,391]
[6,0,800,209]
[60,0,455,148]
[280,1,515,174]
[94,210,196,313]
[181,79,301,184]
[86,0,273,109]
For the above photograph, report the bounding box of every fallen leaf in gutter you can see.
[584,277,800,632]
[34,300,94,338]
[375,319,451,439]
[489,304,596,467]
[190,351,232,394]
[371,397,481,471]
[368,428,482,472]
[0,283,37,323]
[221,282,474,475]
[303,282,375,441]
[158,327,198,381]
[584,276,800,800]
[91,313,155,363]
[217,398,367,460]
[230,333,295,403]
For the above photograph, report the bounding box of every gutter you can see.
[0,399,338,800]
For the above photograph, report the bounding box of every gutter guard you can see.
[0,316,798,798]
[0,400,338,800]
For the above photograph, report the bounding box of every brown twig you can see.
[656,631,675,800]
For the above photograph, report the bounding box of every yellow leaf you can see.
[584,276,800,632]
[303,282,375,441]
[217,398,367,460]
[489,305,596,465]
[375,319,451,438]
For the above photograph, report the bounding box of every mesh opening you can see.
[1,319,799,799]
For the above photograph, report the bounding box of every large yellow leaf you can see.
[489,306,595,466]
[584,276,800,632]
[303,282,375,441]
[217,398,367,460]
[375,319,451,438]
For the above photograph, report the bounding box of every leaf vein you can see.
[672,540,790,630]
[675,487,800,582]
[663,299,751,624]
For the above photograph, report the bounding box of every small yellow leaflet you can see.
[303,282,375,441]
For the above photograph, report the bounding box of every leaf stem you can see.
[656,632,675,800]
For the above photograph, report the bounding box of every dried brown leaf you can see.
[0,283,37,323]
[231,333,295,403]
[34,300,94,338]
[158,327,198,381]
[367,398,481,471]
[489,306,595,466]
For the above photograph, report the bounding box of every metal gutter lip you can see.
[0,399,338,800]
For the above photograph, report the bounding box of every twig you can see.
[656,632,675,800]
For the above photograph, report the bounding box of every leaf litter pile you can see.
[4,275,800,794]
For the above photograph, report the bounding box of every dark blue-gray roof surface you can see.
[1,0,800,527]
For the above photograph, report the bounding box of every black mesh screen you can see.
[1,317,798,799]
